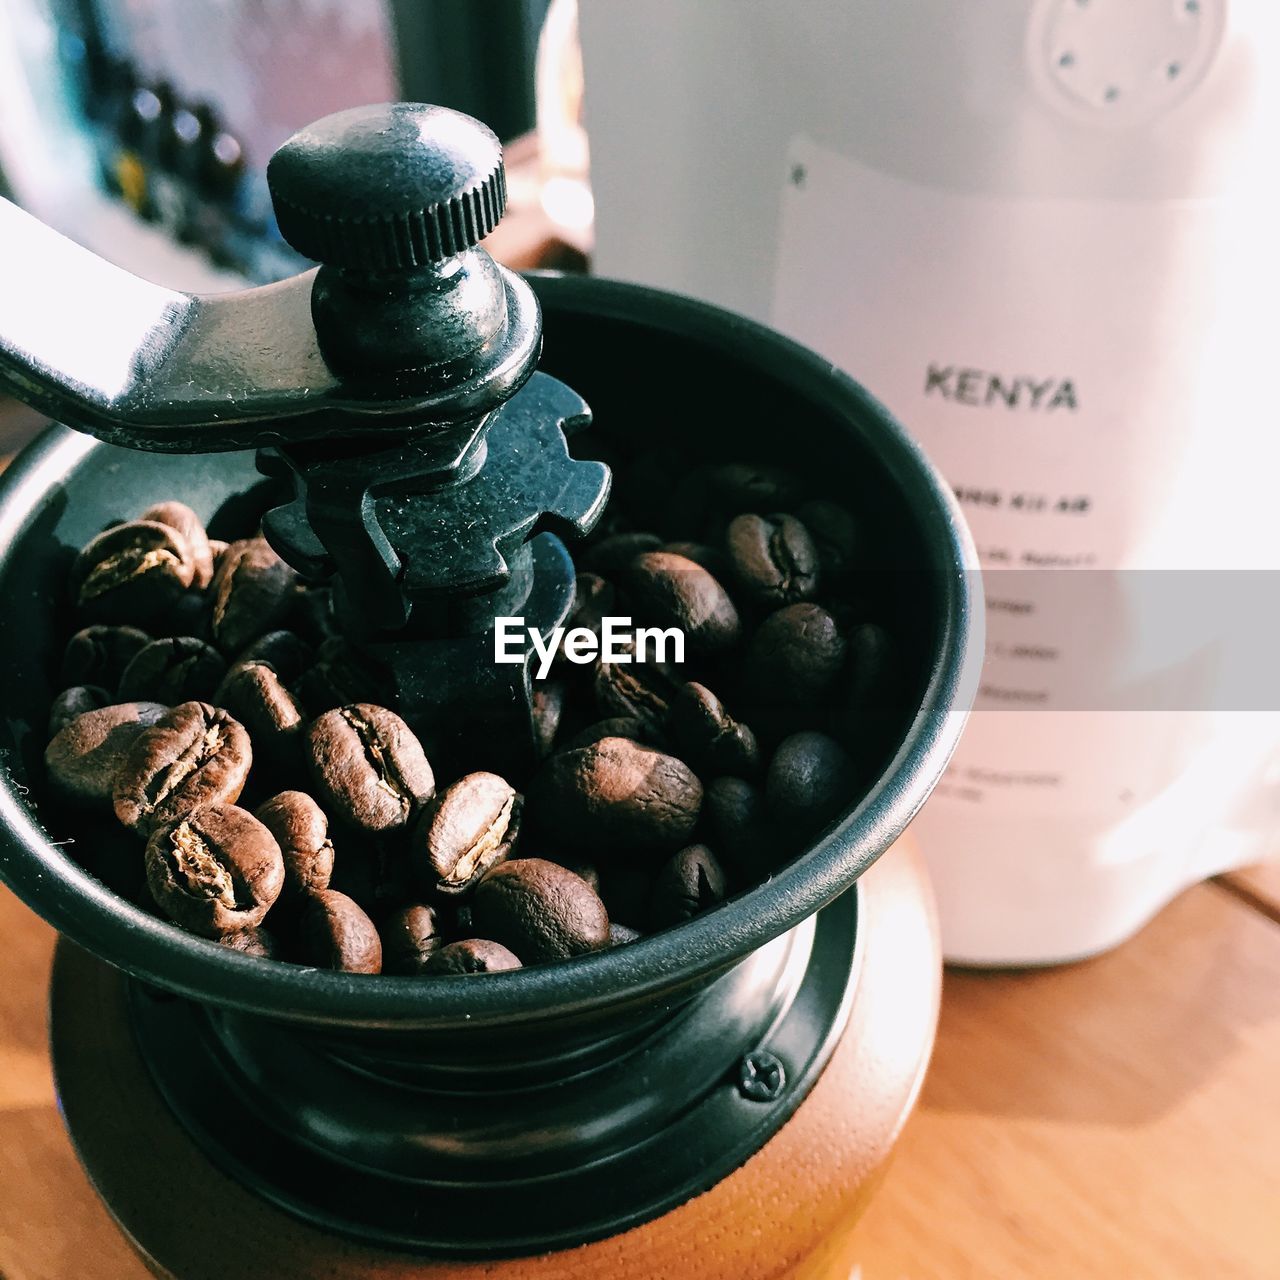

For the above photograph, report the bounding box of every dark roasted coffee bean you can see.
[235,630,313,684]
[144,803,284,938]
[532,679,566,758]
[299,889,382,973]
[745,603,847,702]
[669,681,759,777]
[45,701,167,809]
[71,521,196,626]
[118,635,227,703]
[417,772,520,896]
[592,657,679,735]
[795,499,860,581]
[209,537,297,654]
[307,704,434,833]
[582,531,662,575]
[649,844,727,928]
[662,541,732,581]
[609,922,643,946]
[254,791,334,902]
[380,903,444,975]
[705,462,803,512]
[140,500,215,589]
[766,731,854,833]
[704,776,779,881]
[216,660,306,775]
[472,858,610,963]
[561,716,664,753]
[218,925,280,959]
[544,853,600,894]
[621,551,740,655]
[837,622,898,721]
[47,685,110,739]
[531,737,702,856]
[60,624,150,690]
[564,571,617,643]
[290,585,338,646]
[113,701,253,834]
[424,938,521,975]
[726,513,820,607]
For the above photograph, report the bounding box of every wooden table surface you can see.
[2,869,1277,1280]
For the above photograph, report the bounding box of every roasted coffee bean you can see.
[417,772,520,896]
[254,791,334,902]
[745,603,847,702]
[299,889,382,973]
[621,551,741,655]
[532,679,566,758]
[795,499,860,581]
[704,776,778,881]
[118,635,227,703]
[650,844,727,928]
[561,716,663,753]
[662,541,732,582]
[290,585,338,646]
[531,737,702,855]
[705,462,803,512]
[424,938,521,975]
[45,701,167,808]
[60,624,150,690]
[726,513,820,607]
[71,521,196,626]
[144,803,284,938]
[582,531,662,575]
[307,703,434,833]
[669,681,759,777]
[236,629,313,684]
[544,853,601,894]
[592,656,680,735]
[609,922,643,946]
[218,926,280,959]
[472,858,610,963]
[216,660,306,774]
[113,701,253,834]
[766,731,854,833]
[140,500,215,589]
[837,622,898,721]
[47,685,110,739]
[380,903,444,975]
[209,537,297,654]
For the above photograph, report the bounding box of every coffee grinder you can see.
[0,104,978,1276]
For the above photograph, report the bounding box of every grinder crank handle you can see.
[0,103,540,453]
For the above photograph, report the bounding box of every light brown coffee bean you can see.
[140,500,215,589]
[113,701,253,834]
[424,938,522,975]
[254,790,334,902]
[471,858,610,963]
[144,803,284,938]
[210,537,297,654]
[416,772,520,896]
[531,736,702,856]
[380,903,444,975]
[307,704,434,833]
[299,889,382,973]
[71,520,196,626]
[118,635,227,704]
[45,701,167,809]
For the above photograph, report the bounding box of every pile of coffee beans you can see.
[41,454,899,977]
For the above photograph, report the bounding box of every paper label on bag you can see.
[772,136,1280,819]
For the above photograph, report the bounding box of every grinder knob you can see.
[266,102,507,269]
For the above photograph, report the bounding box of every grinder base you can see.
[50,837,939,1280]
